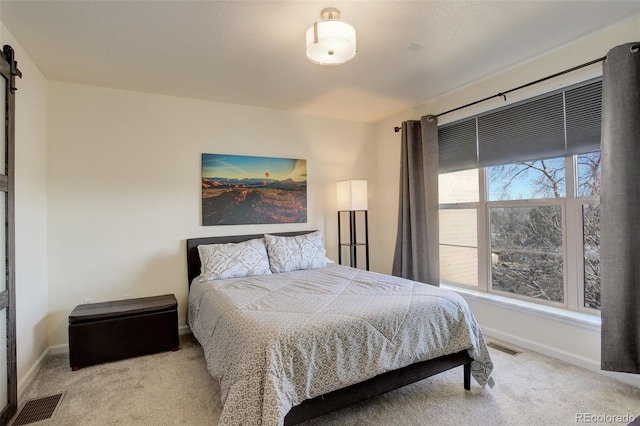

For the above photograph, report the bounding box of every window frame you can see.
[438,201,482,290]
[438,153,601,316]
[573,153,601,315]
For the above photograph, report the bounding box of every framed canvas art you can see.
[201,153,307,225]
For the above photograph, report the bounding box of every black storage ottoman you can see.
[68,294,179,370]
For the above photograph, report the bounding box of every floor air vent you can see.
[11,392,64,426]
[487,342,522,356]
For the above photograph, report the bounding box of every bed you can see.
[186,231,493,425]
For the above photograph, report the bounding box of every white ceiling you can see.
[2,1,639,123]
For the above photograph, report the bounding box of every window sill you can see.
[441,284,601,331]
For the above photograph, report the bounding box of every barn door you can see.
[0,44,19,426]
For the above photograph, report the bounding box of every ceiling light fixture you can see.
[306,7,357,66]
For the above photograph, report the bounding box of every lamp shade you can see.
[306,8,356,66]
[337,180,368,211]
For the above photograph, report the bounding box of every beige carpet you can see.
[13,334,640,426]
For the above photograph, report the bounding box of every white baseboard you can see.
[49,343,69,356]
[19,325,193,397]
[482,326,640,388]
[18,347,50,398]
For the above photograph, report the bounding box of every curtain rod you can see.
[393,55,606,133]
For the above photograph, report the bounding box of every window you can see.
[438,170,479,287]
[439,154,601,313]
[440,208,478,286]
[437,79,602,314]
[577,151,601,310]
[582,203,600,309]
[487,158,566,201]
[490,204,564,303]
[487,158,565,304]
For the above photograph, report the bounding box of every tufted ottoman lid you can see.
[69,294,177,325]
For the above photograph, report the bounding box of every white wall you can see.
[1,26,50,391]
[46,82,375,346]
[372,16,640,387]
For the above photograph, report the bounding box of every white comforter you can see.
[188,264,493,426]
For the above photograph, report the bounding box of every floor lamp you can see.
[337,180,369,270]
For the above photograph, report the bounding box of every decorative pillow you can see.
[198,238,272,282]
[264,231,327,273]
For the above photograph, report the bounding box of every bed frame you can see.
[186,231,472,425]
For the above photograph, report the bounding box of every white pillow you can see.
[264,231,327,273]
[198,238,272,282]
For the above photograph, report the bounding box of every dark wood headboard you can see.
[186,230,315,287]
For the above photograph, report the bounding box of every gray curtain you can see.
[600,42,640,374]
[392,115,439,285]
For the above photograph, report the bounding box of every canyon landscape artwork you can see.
[201,153,307,225]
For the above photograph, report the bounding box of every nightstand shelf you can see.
[338,210,369,270]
